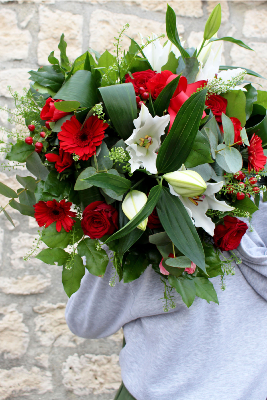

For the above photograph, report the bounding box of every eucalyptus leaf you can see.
[215,146,242,173]
[183,57,199,84]
[26,152,49,180]
[0,207,15,227]
[0,182,18,198]
[16,176,37,192]
[185,130,213,167]
[221,113,235,146]
[9,199,34,217]
[52,115,72,132]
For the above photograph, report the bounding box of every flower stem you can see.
[197,39,206,58]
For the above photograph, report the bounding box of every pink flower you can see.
[159,253,175,276]
[185,262,196,275]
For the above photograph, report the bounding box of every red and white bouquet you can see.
[2,4,267,309]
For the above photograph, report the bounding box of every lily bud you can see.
[122,190,148,231]
[163,170,207,197]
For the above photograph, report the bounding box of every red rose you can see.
[125,69,156,95]
[213,216,248,251]
[45,149,73,173]
[81,201,118,239]
[146,70,173,99]
[148,208,162,229]
[40,97,71,123]
[205,94,227,123]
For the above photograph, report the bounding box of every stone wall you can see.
[0,1,267,399]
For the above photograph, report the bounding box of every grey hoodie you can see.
[65,201,267,400]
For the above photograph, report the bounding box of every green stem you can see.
[131,177,145,190]
[196,39,206,57]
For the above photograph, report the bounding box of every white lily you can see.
[196,39,223,81]
[169,180,234,236]
[122,190,148,231]
[140,33,181,72]
[125,103,170,174]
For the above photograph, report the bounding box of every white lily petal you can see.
[141,151,158,174]
[204,181,224,196]
[206,194,235,212]
[180,196,215,236]
[122,190,148,230]
[196,40,223,81]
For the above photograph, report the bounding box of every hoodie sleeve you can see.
[65,259,182,339]
[236,199,267,302]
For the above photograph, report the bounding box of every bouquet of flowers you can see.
[2,4,267,309]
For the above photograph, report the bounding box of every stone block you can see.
[0,69,30,98]
[33,302,85,347]
[38,6,83,65]
[187,31,203,49]
[0,304,29,359]
[89,9,184,54]
[62,353,121,396]
[230,42,267,89]
[0,173,21,210]
[243,9,267,38]
[0,9,31,62]
[0,274,51,294]
[0,366,52,399]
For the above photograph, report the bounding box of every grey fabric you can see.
[65,201,267,400]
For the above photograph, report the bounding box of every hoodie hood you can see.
[235,199,267,302]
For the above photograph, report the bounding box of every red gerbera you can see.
[58,115,109,161]
[45,149,73,173]
[248,133,267,172]
[33,199,76,232]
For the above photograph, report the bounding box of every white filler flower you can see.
[169,180,234,236]
[125,103,170,174]
[140,33,181,72]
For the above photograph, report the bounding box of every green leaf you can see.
[6,141,34,163]
[48,51,59,66]
[26,152,49,180]
[231,195,259,215]
[185,130,213,167]
[0,207,15,227]
[36,248,70,266]
[204,117,219,159]
[156,88,207,174]
[52,115,72,133]
[165,256,192,269]
[203,242,223,278]
[246,105,267,146]
[75,167,97,191]
[163,258,184,277]
[105,185,162,243]
[221,113,235,145]
[54,70,97,108]
[99,83,137,140]
[9,199,34,216]
[16,176,37,192]
[194,277,219,304]
[221,90,246,127]
[62,255,85,297]
[166,4,190,59]
[100,170,124,201]
[0,182,18,198]
[32,82,56,97]
[77,238,109,277]
[255,90,267,109]
[117,228,144,262]
[156,187,205,271]
[183,57,199,84]
[42,170,71,200]
[240,127,249,146]
[209,36,253,51]
[123,251,149,283]
[168,275,196,307]
[19,189,36,208]
[95,141,113,171]
[29,65,64,92]
[79,186,103,210]
[219,65,266,80]
[215,146,242,173]
[54,100,80,112]
[42,222,71,249]
[58,33,70,70]
[204,3,221,40]
[245,84,258,120]
[153,75,179,117]
[98,50,117,71]
[161,51,179,73]
[149,232,171,246]
[83,173,131,195]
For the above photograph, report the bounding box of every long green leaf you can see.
[219,65,266,80]
[209,37,253,51]
[54,70,97,108]
[166,4,190,59]
[99,83,137,140]
[83,173,131,195]
[117,228,144,261]
[156,88,207,174]
[153,75,180,117]
[0,207,15,227]
[105,185,162,243]
[0,182,18,198]
[156,187,205,271]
